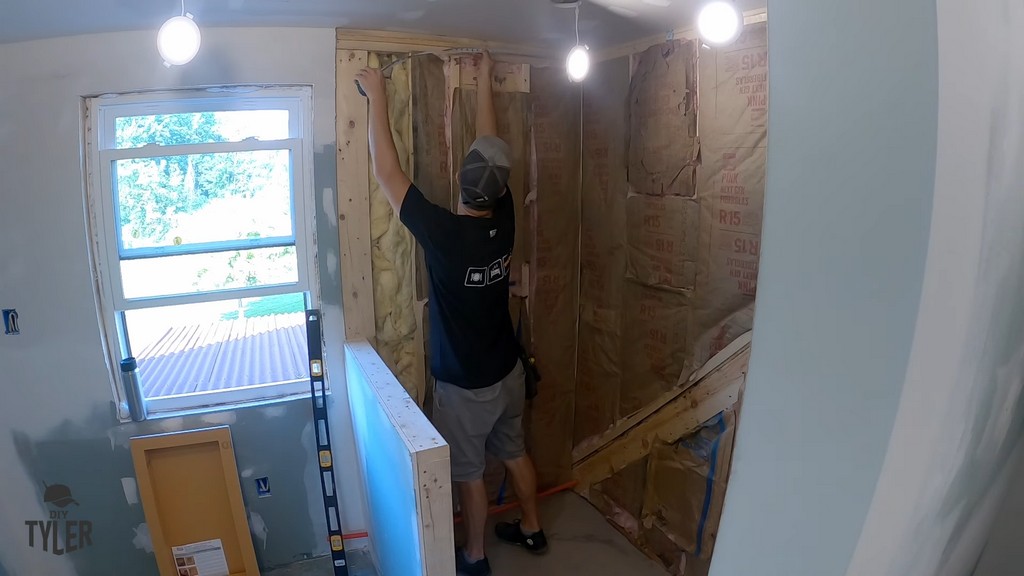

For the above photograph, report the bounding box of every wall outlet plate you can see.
[255,477,271,498]
[3,309,19,335]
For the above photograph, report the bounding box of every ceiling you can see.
[0,0,766,49]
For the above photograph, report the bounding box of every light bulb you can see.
[157,14,201,66]
[697,1,743,46]
[566,45,590,83]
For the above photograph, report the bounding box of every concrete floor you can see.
[482,492,667,576]
[264,493,666,576]
[263,548,376,576]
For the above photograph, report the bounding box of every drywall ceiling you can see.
[0,0,765,48]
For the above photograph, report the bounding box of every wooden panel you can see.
[337,49,376,342]
[130,427,258,576]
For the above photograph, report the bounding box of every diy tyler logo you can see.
[26,483,94,555]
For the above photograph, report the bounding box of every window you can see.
[86,87,319,417]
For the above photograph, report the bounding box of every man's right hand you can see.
[355,67,386,102]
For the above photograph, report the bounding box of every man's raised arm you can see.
[355,66,412,213]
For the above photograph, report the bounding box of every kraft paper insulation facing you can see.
[573,23,767,576]
[573,27,767,436]
[525,67,581,488]
[575,55,630,445]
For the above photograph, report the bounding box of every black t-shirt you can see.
[399,184,520,389]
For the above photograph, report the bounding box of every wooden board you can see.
[573,343,749,493]
[130,427,258,576]
[337,49,376,342]
[573,332,751,463]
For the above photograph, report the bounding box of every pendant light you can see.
[697,1,744,47]
[565,2,590,83]
[158,0,201,67]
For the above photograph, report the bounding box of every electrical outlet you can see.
[3,309,20,335]
[255,477,271,498]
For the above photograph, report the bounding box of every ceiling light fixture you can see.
[564,2,590,83]
[157,0,201,67]
[697,1,743,47]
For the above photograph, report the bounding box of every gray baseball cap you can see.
[459,135,511,210]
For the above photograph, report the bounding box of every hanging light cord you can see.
[573,4,581,46]
[181,0,186,16]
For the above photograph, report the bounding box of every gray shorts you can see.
[433,361,526,482]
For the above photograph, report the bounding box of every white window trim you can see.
[84,85,322,422]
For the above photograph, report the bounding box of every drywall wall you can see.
[844,0,1024,574]
[708,0,939,575]
[345,341,454,576]
[346,344,423,576]
[0,28,366,575]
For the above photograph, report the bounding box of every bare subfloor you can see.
[264,492,667,575]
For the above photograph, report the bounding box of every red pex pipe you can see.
[453,481,579,525]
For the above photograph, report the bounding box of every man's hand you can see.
[355,67,386,102]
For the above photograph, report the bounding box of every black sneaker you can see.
[495,519,548,554]
[455,548,491,576]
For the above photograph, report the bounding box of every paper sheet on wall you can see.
[172,539,229,576]
[627,40,699,197]
[576,56,630,444]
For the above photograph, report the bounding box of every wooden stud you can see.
[454,58,531,93]
[337,49,377,342]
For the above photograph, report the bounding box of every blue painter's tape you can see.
[694,412,728,558]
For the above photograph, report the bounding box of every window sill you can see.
[118,380,330,423]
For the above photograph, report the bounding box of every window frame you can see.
[84,85,321,420]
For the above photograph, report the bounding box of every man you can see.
[355,52,546,576]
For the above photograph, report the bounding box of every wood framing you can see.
[336,29,557,65]
[572,332,752,464]
[451,57,531,93]
[573,341,750,495]
[130,427,259,576]
[337,49,376,342]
